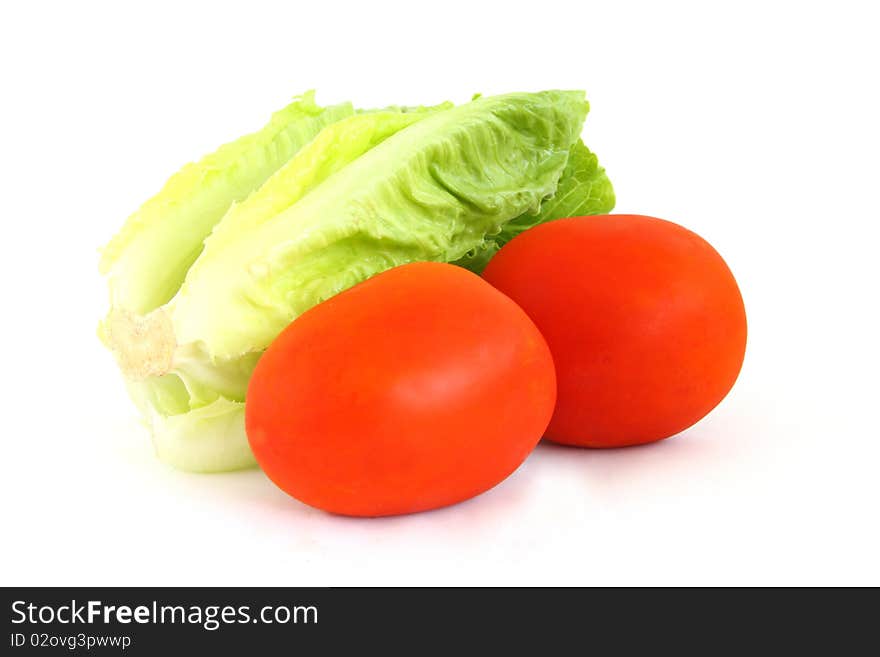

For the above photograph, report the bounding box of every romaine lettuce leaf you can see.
[453,140,615,272]
[100,91,354,314]
[128,383,251,473]
[204,104,452,253]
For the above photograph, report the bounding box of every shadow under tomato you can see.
[532,423,740,498]
[179,417,740,531]
[185,452,541,530]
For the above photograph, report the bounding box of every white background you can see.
[2,1,878,586]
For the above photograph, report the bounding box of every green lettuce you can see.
[104,102,454,471]
[101,90,614,472]
[453,140,615,272]
[99,91,354,314]
[166,90,587,361]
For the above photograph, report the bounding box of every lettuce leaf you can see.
[125,378,251,473]
[453,140,615,272]
[204,104,452,254]
[99,92,354,314]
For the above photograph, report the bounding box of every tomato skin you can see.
[246,262,556,517]
[483,215,747,448]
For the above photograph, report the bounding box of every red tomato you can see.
[246,262,556,516]
[483,215,747,448]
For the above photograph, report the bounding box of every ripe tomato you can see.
[246,262,556,516]
[483,215,747,448]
